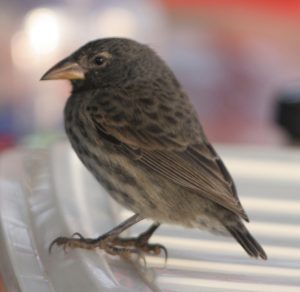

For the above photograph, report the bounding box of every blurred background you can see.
[1,0,300,152]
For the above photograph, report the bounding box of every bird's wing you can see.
[140,144,249,221]
[86,90,249,221]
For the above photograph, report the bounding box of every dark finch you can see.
[41,38,267,260]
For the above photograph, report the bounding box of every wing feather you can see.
[140,148,248,220]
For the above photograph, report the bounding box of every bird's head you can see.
[41,38,164,91]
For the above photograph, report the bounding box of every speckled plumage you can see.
[43,38,267,259]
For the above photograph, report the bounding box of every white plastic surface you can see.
[0,141,300,291]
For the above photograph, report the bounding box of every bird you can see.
[41,38,267,260]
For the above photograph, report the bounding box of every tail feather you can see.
[225,223,267,260]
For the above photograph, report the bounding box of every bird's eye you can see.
[94,56,105,66]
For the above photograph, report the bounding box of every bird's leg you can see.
[49,214,144,256]
[111,223,168,259]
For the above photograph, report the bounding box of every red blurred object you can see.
[0,135,15,152]
[163,0,300,18]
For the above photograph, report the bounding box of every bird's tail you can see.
[224,219,267,260]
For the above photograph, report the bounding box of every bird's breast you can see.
[64,95,163,212]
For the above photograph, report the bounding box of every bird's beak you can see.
[40,58,85,81]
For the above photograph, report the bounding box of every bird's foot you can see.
[112,233,168,259]
[49,232,140,257]
[49,229,167,260]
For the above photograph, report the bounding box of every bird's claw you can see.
[71,232,85,239]
[111,236,168,261]
[49,234,89,253]
[49,236,72,253]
